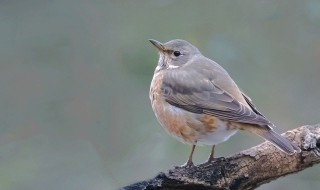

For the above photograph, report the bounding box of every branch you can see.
[122,124,320,190]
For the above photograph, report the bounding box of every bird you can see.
[148,39,301,167]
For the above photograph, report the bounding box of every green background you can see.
[0,0,319,189]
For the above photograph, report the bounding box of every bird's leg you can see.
[206,145,215,163]
[181,144,196,168]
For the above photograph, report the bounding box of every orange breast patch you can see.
[200,114,218,132]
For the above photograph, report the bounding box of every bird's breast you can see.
[149,71,198,144]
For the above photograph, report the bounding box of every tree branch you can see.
[122,124,320,190]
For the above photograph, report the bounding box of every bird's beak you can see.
[149,39,165,52]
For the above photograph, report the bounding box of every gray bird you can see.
[149,39,300,167]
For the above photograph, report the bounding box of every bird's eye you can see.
[173,51,181,57]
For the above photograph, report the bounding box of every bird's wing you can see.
[162,64,272,126]
[241,91,265,117]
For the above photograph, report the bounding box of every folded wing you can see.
[162,66,272,126]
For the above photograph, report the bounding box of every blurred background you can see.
[0,0,319,189]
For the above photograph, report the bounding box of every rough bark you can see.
[122,124,320,190]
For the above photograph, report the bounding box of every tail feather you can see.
[256,128,301,154]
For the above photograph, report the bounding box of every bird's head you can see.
[149,39,200,71]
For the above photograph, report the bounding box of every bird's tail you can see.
[244,125,301,154]
[255,127,301,154]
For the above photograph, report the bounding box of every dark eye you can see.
[173,51,181,57]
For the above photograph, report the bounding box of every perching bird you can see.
[149,39,300,167]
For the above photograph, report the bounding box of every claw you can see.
[180,160,195,168]
[176,144,196,168]
[206,156,215,163]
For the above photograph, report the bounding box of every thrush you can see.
[149,39,300,167]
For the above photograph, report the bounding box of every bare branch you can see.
[122,124,320,190]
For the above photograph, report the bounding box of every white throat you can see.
[168,65,180,69]
[155,64,180,72]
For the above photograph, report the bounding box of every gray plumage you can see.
[149,39,300,155]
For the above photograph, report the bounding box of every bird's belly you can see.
[197,125,238,145]
[151,97,238,145]
[152,100,199,144]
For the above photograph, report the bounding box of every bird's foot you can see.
[206,156,215,164]
[176,160,195,168]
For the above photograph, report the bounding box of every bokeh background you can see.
[0,0,319,189]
